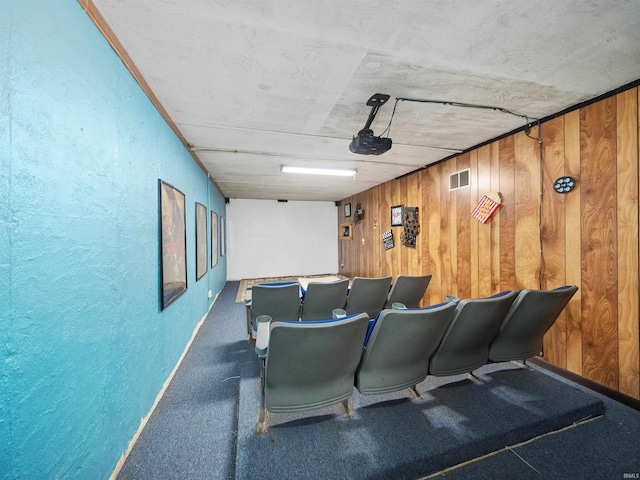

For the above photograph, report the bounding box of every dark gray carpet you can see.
[236,361,604,480]
[117,282,250,480]
[435,370,640,480]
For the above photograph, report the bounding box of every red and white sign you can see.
[471,192,502,224]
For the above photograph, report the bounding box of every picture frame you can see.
[211,211,218,267]
[391,205,404,227]
[340,222,352,240]
[195,202,207,281]
[344,202,351,217]
[159,180,187,310]
[220,217,226,256]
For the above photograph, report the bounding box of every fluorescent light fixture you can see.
[281,166,356,177]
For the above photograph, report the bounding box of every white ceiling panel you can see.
[90,0,640,200]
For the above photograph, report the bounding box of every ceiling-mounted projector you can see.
[349,130,392,155]
[349,93,392,155]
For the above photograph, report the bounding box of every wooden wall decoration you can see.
[401,207,419,248]
[352,203,364,224]
[338,86,640,400]
[382,229,394,250]
[340,223,352,240]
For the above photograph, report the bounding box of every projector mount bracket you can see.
[349,93,393,155]
[357,93,390,136]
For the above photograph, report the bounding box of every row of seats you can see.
[245,274,432,336]
[257,285,578,433]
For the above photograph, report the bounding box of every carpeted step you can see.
[235,362,604,480]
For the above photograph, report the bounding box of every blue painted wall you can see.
[1,1,227,478]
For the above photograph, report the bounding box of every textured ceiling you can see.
[89,0,640,201]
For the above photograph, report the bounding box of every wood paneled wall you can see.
[338,87,640,399]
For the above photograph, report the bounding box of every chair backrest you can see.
[355,302,457,395]
[428,290,518,376]
[264,313,369,412]
[384,274,433,308]
[344,276,392,318]
[488,286,578,362]
[300,279,349,321]
[250,283,301,324]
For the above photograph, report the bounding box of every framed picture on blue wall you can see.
[195,202,208,281]
[159,180,187,310]
[220,217,226,256]
[211,211,218,267]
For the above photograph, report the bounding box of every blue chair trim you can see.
[408,301,450,311]
[364,319,376,346]
[364,312,385,347]
[259,281,298,287]
[284,313,361,325]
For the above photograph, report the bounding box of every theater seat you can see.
[384,274,432,309]
[345,276,392,318]
[300,279,349,321]
[488,286,578,363]
[258,313,369,433]
[355,302,456,396]
[428,290,517,377]
[245,282,301,336]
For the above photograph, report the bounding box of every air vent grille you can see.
[449,168,470,191]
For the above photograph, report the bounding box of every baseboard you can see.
[109,293,219,479]
[529,357,640,411]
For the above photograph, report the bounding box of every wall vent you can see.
[449,168,470,191]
